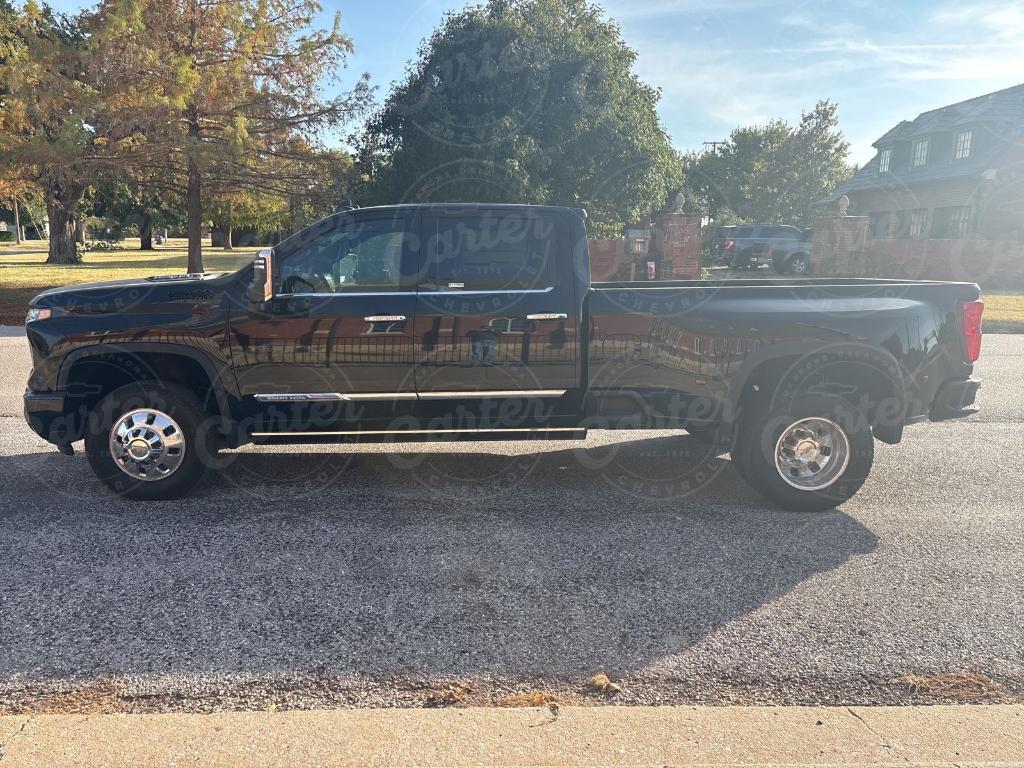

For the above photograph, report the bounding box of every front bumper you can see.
[930,377,982,421]
[24,390,75,444]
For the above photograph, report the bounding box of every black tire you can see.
[735,396,873,512]
[85,382,215,500]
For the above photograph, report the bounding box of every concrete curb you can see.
[1,705,1022,767]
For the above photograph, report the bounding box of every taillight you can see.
[723,240,734,250]
[960,300,984,363]
[767,245,775,256]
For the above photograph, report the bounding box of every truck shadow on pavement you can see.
[0,434,878,686]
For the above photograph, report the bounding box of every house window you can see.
[934,206,972,238]
[878,147,891,173]
[908,209,927,239]
[955,130,972,160]
[912,139,929,167]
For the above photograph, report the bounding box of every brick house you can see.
[829,82,1024,242]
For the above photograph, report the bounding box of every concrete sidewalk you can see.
[1,705,1022,767]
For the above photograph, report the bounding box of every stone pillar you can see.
[812,215,869,276]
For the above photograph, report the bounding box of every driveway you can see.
[1,333,1022,711]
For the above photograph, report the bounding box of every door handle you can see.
[364,315,407,322]
[526,313,568,320]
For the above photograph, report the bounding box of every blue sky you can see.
[44,0,1024,165]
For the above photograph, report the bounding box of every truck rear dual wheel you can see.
[85,382,215,500]
[732,396,874,512]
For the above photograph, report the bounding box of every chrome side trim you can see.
[276,291,414,298]
[254,392,417,402]
[340,393,418,401]
[254,390,566,403]
[252,427,585,437]
[272,286,554,299]
[418,389,567,399]
[421,286,555,296]
[254,393,345,402]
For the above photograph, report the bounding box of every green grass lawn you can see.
[2,238,1023,330]
[0,238,256,322]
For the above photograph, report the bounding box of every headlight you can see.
[25,307,52,323]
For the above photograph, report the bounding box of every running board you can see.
[251,427,588,445]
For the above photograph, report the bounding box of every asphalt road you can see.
[1,332,1022,712]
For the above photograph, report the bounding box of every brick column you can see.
[653,213,701,279]
[588,238,627,281]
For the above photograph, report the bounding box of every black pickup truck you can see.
[24,204,983,511]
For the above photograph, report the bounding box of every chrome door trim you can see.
[418,286,555,296]
[253,390,566,403]
[253,392,417,403]
[254,393,346,403]
[418,389,567,399]
[276,291,413,298]
[274,286,555,299]
[252,427,584,437]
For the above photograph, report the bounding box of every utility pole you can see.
[703,141,725,154]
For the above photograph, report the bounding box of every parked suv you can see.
[716,223,813,274]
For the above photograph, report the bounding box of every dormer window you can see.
[912,139,929,167]
[955,129,972,160]
[878,147,891,173]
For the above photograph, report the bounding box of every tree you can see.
[360,0,680,235]
[0,2,105,264]
[88,180,185,248]
[680,100,854,227]
[91,0,372,272]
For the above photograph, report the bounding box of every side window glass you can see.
[279,218,408,293]
[422,212,556,291]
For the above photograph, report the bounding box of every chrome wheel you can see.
[774,417,850,491]
[790,255,809,274]
[109,408,186,482]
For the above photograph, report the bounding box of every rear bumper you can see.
[930,377,981,421]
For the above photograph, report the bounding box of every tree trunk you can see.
[42,171,84,265]
[45,197,79,265]
[75,218,86,244]
[12,199,21,245]
[140,212,154,250]
[224,223,233,250]
[186,153,203,273]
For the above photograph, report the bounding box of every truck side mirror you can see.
[247,248,274,304]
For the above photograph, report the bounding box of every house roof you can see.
[873,82,1024,146]
[827,82,1024,202]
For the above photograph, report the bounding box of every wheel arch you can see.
[57,342,240,443]
[722,341,906,444]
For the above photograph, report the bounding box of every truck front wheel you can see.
[734,396,873,512]
[85,382,214,500]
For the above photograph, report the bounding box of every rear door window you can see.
[733,226,754,238]
[421,211,557,291]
